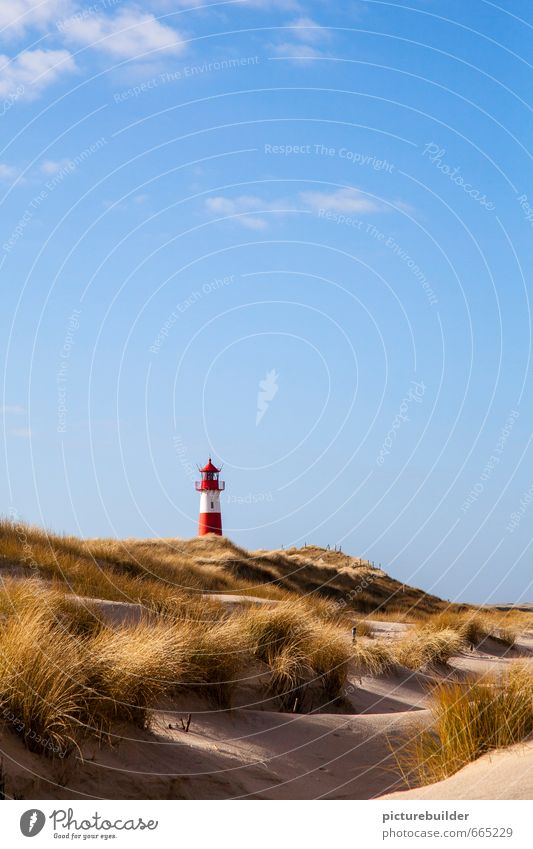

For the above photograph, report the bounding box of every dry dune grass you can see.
[306,624,353,700]
[183,619,251,707]
[148,592,226,626]
[0,577,104,636]
[350,613,517,677]
[355,610,521,678]
[86,616,248,722]
[419,610,517,648]
[401,663,533,786]
[238,603,353,706]
[267,646,311,710]
[354,619,374,638]
[395,627,465,669]
[0,607,88,757]
[241,602,313,665]
[1,519,530,773]
[0,520,227,602]
[0,518,446,615]
[353,638,396,676]
[0,605,247,752]
[86,622,187,728]
[0,584,355,752]
[364,604,524,641]
[0,575,528,766]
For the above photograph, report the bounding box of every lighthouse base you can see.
[198,512,222,536]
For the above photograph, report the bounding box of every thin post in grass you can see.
[180,714,192,732]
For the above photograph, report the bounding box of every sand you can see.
[2,601,532,800]
[1,701,426,800]
[70,593,277,629]
[383,741,533,800]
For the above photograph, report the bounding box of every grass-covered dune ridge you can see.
[0,519,530,800]
[399,663,533,787]
[0,518,446,615]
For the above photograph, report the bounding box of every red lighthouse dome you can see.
[195,458,225,535]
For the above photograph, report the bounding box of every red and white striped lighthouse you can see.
[195,458,225,536]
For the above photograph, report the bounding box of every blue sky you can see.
[0,0,531,603]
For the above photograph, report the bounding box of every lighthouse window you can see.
[211,501,214,509]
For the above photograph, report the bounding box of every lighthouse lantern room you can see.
[195,458,225,536]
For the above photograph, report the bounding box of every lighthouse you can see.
[195,458,225,536]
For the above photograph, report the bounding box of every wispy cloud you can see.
[10,427,31,438]
[40,158,72,175]
[2,404,30,436]
[0,0,72,38]
[271,14,331,61]
[300,187,382,214]
[1,404,25,415]
[152,0,206,6]
[0,49,76,98]
[0,163,19,181]
[205,194,289,230]
[169,0,300,7]
[240,0,301,7]
[63,7,185,60]
[205,187,384,229]
[155,0,302,10]
[271,42,322,60]
[285,16,331,45]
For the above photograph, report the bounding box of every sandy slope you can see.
[0,653,445,800]
[71,593,277,628]
[2,704,426,800]
[2,604,532,800]
[3,532,532,800]
[0,616,432,799]
[383,742,533,800]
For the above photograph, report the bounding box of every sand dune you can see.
[2,701,425,800]
[1,525,532,800]
[6,636,530,800]
[383,741,533,800]
[2,623,532,800]
[8,593,533,800]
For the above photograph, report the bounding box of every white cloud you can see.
[0,163,19,181]
[270,16,331,62]
[205,188,383,229]
[152,0,205,6]
[239,0,301,8]
[300,187,382,214]
[102,192,150,211]
[0,49,76,98]
[2,404,29,436]
[10,427,31,438]
[1,404,25,414]
[206,195,275,230]
[270,41,322,60]
[0,0,72,38]
[40,158,72,175]
[286,17,330,44]
[237,217,268,231]
[63,7,185,59]
[164,0,301,6]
